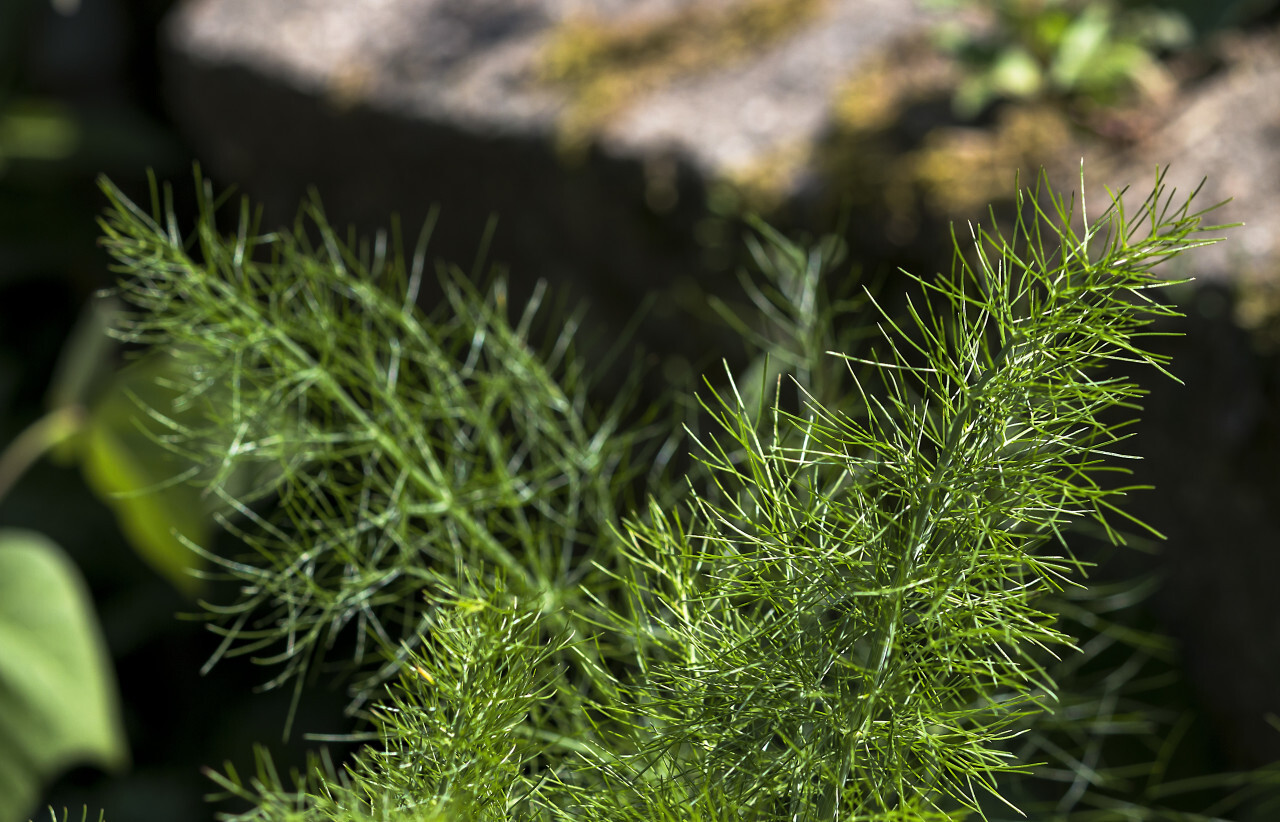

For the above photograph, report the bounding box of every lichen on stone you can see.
[539,0,827,154]
[717,140,813,214]
[909,104,1072,216]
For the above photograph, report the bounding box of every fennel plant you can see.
[93,168,1253,821]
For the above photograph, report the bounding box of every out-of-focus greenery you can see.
[930,0,1195,117]
[0,4,176,819]
[0,530,126,822]
[1,0,196,590]
[39,303,216,596]
[0,0,178,283]
[0,3,286,821]
[928,0,1276,119]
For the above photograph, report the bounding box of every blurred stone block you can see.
[160,0,939,354]
[1101,29,1280,283]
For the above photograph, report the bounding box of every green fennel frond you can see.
[207,578,569,822]
[96,171,655,735]
[98,168,1241,821]
[601,170,1227,820]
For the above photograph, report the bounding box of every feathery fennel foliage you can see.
[96,169,1240,820]
[590,175,1226,821]
[96,173,654,747]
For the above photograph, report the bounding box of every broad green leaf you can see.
[0,530,126,822]
[37,303,209,596]
[76,353,210,596]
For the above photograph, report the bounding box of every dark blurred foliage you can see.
[1136,0,1280,34]
[0,2,354,821]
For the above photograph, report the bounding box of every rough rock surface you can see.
[1101,29,1280,282]
[166,0,932,181]
[161,0,944,365]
